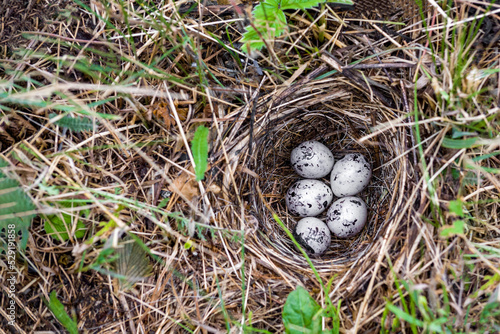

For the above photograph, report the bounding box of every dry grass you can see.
[0,0,499,333]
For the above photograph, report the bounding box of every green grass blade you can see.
[442,137,479,149]
[46,291,79,334]
[386,303,425,328]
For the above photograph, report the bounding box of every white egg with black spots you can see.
[327,196,368,238]
[294,217,331,255]
[286,179,333,217]
[330,153,371,197]
[291,140,334,179]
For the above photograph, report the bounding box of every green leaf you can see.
[471,151,500,162]
[0,160,36,251]
[480,301,500,324]
[448,199,464,217]
[428,317,448,332]
[253,0,281,21]
[157,196,169,209]
[451,128,477,139]
[49,113,95,132]
[464,164,500,174]
[191,125,209,181]
[241,5,287,53]
[241,0,354,52]
[442,137,479,149]
[439,220,465,237]
[283,286,322,334]
[44,212,88,242]
[44,201,89,242]
[46,291,79,334]
[474,68,500,79]
[441,136,499,149]
[39,182,60,196]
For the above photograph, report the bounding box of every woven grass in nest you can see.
[223,81,412,284]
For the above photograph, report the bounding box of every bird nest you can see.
[218,72,414,294]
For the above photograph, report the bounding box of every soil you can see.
[0,0,64,57]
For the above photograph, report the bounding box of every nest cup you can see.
[242,108,403,273]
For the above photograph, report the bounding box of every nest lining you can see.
[236,104,406,273]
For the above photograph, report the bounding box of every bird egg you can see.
[330,153,371,197]
[286,179,333,217]
[327,196,368,238]
[294,217,331,255]
[291,141,334,179]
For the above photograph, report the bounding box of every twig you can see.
[320,51,395,107]
[362,34,393,84]
[118,293,137,334]
[399,80,418,167]
[270,64,330,109]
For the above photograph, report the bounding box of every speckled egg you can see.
[285,179,333,217]
[330,153,371,197]
[327,196,368,238]
[294,217,331,255]
[291,140,335,179]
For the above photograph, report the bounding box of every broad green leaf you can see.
[242,4,287,47]
[44,201,89,242]
[191,125,209,181]
[0,160,36,251]
[283,286,322,334]
[253,0,281,21]
[241,22,287,53]
[46,291,79,334]
[439,220,465,237]
[241,0,355,53]
[44,212,88,242]
[448,199,464,217]
[184,239,194,250]
[241,0,354,53]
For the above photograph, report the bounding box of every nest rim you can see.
[232,105,409,274]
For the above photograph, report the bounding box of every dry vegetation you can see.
[0,0,499,333]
